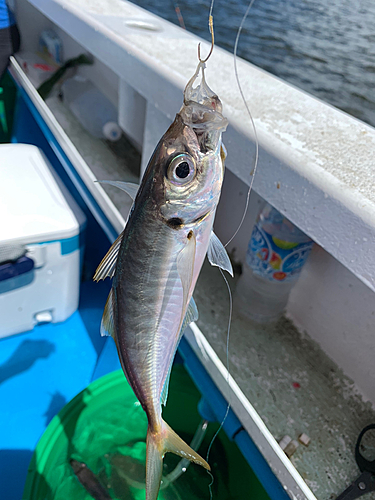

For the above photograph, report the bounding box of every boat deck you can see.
[194,262,375,500]
[45,95,139,224]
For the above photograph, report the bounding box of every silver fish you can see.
[94,62,232,500]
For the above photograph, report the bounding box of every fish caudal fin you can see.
[146,420,210,500]
[163,420,210,468]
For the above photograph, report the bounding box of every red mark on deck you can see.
[34,63,53,71]
[292,382,301,389]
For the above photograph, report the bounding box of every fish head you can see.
[146,62,228,226]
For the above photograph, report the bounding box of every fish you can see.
[94,61,232,500]
[70,459,112,500]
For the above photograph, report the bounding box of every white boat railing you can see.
[23,0,375,294]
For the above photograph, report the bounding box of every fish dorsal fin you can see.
[177,231,196,308]
[207,231,234,277]
[93,231,124,281]
[161,297,198,406]
[96,180,139,200]
[100,288,115,338]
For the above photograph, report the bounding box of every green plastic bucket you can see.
[0,72,17,143]
[23,364,269,499]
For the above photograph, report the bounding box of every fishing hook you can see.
[198,15,215,63]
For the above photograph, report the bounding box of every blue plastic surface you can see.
[32,235,81,255]
[0,280,116,500]
[60,234,80,254]
[91,336,121,381]
[234,430,291,500]
[198,397,217,422]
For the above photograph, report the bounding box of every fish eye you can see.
[167,153,196,185]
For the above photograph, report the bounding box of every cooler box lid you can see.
[0,144,79,245]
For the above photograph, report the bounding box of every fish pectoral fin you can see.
[93,231,124,281]
[100,288,115,338]
[207,231,234,277]
[146,421,210,500]
[177,231,196,309]
[96,180,140,200]
[160,297,198,407]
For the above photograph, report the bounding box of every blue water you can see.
[132,0,375,127]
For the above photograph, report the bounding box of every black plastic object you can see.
[355,424,375,473]
[336,424,375,500]
[0,255,34,282]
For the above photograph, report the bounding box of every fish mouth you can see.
[179,62,228,152]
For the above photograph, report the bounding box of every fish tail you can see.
[146,419,210,500]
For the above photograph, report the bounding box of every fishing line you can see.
[205,268,232,500]
[204,2,258,497]
[197,0,216,63]
[197,6,229,497]
[225,0,259,248]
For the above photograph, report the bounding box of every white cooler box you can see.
[0,144,86,338]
